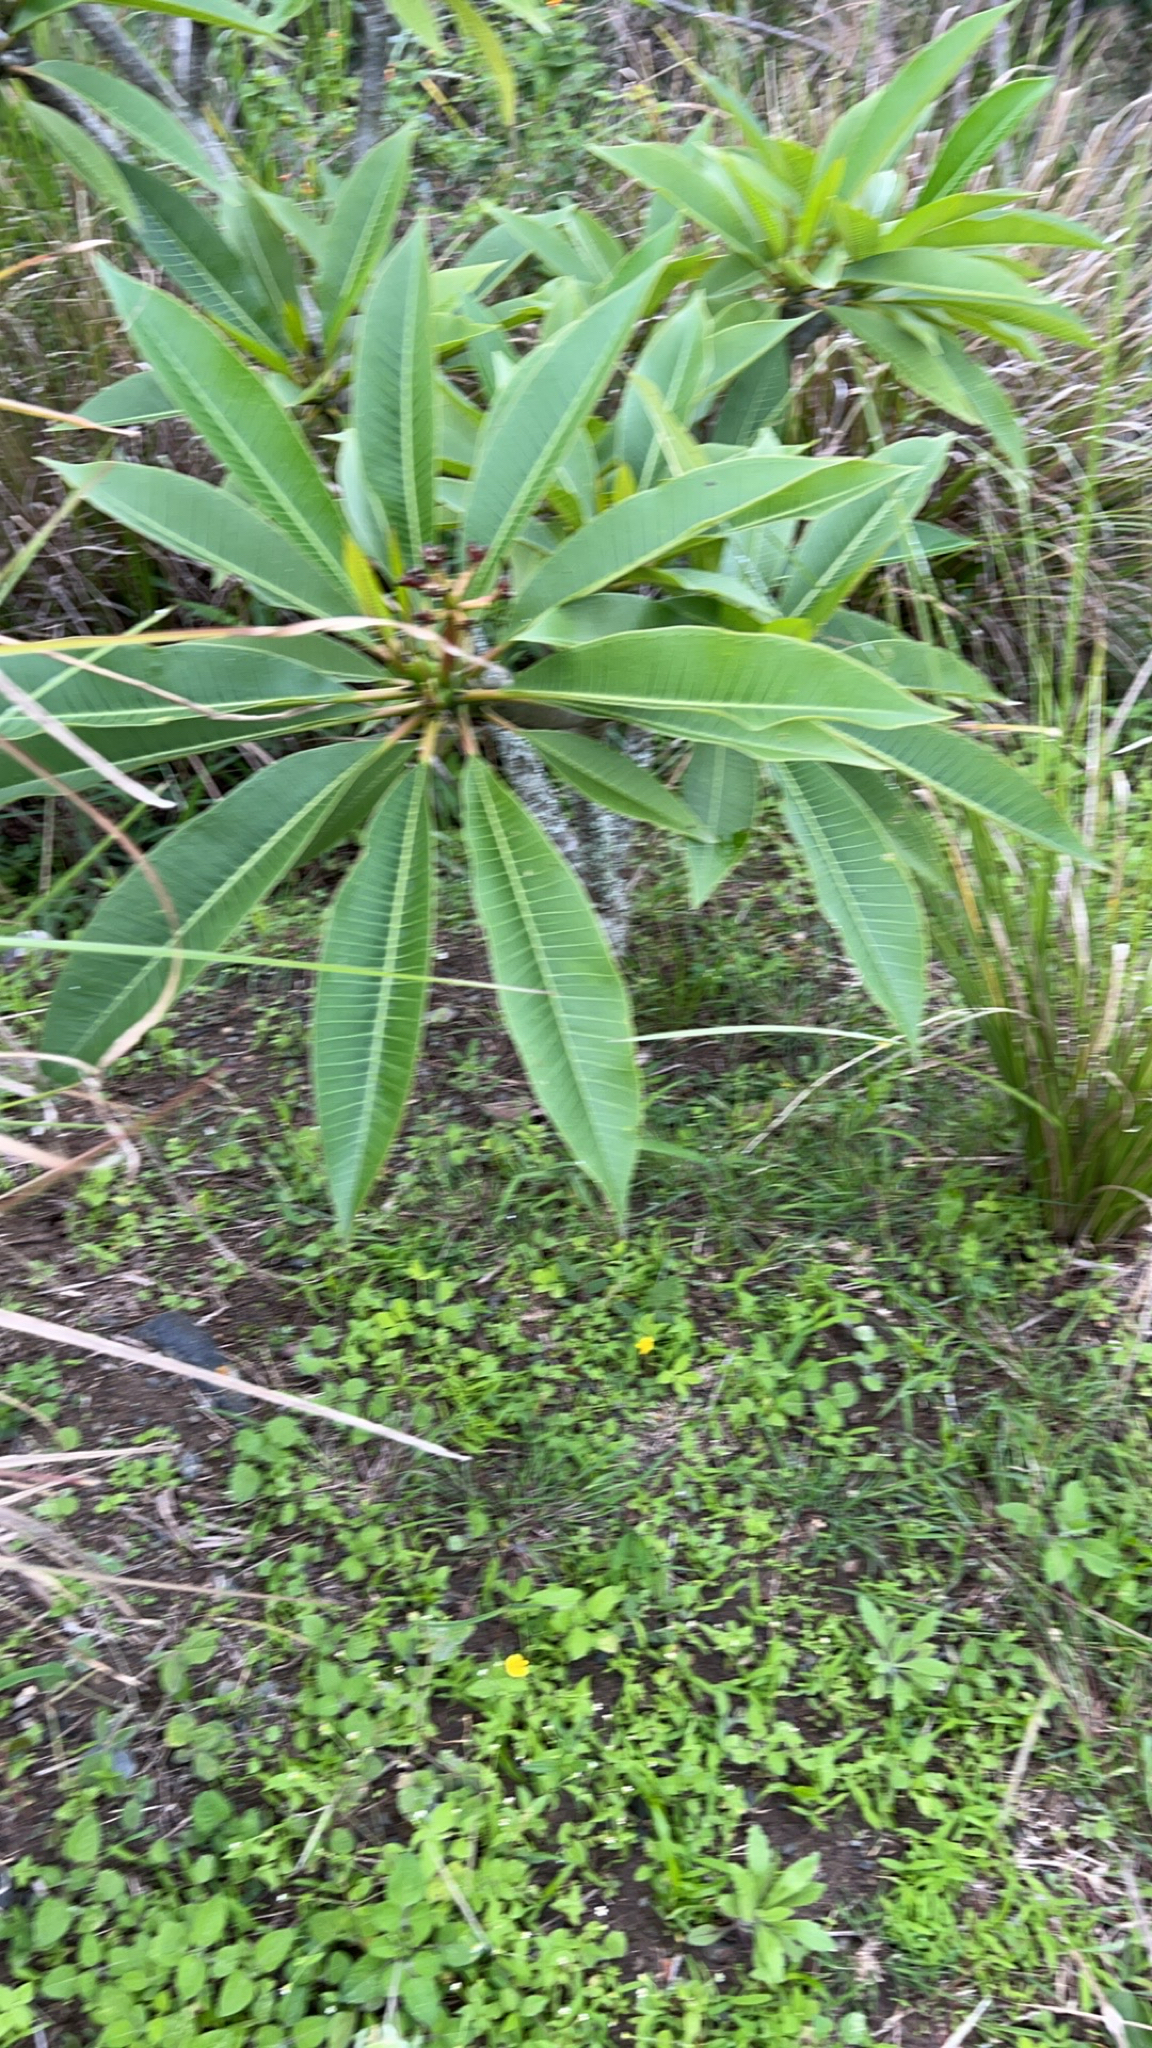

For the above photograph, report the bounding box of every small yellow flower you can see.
[503,1653,531,1679]
[635,1334,656,1356]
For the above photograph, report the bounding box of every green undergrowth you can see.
[4,870,1152,2047]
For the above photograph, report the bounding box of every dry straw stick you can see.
[0,1310,468,1462]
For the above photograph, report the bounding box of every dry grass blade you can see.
[0,662,174,809]
[0,1444,178,1469]
[0,1130,76,1172]
[0,395,134,433]
[0,1070,216,1213]
[0,240,109,286]
[937,1999,993,2048]
[0,1309,469,1461]
[0,741,183,1070]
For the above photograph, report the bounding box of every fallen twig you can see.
[0,1309,468,1461]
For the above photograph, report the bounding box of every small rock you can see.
[131,1312,252,1416]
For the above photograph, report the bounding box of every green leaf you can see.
[815,5,1011,201]
[98,264,351,588]
[476,207,586,283]
[76,369,176,427]
[252,1928,296,1972]
[296,741,417,864]
[815,766,946,889]
[220,181,303,345]
[19,101,139,224]
[313,765,434,1231]
[352,222,436,568]
[502,626,949,729]
[41,744,369,1074]
[445,0,516,124]
[914,208,1105,252]
[258,187,328,266]
[51,461,355,618]
[120,163,288,370]
[779,436,950,623]
[314,126,415,345]
[463,270,656,592]
[30,1899,74,1949]
[713,342,791,444]
[775,760,925,1041]
[387,0,446,52]
[15,0,277,25]
[596,143,763,260]
[921,78,1053,204]
[654,565,782,622]
[62,1811,102,1864]
[822,613,992,702]
[835,306,1025,466]
[592,712,882,765]
[841,249,1094,347]
[0,636,369,734]
[681,743,759,904]
[624,374,706,481]
[875,189,1033,249]
[28,62,225,188]
[190,1897,228,1946]
[524,730,710,837]
[509,454,892,626]
[462,758,640,1214]
[615,293,709,489]
[696,317,800,406]
[177,1956,207,2000]
[828,722,1085,855]
[515,594,665,645]
[0,697,361,800]
[217,1973,256,2018]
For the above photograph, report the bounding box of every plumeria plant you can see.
[9,224,1078,1227]
[592,2,1101,466]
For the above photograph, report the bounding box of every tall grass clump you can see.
[930,150,1152,1246]
[935,653,1152,1247]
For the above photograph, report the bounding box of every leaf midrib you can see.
[474,771,616,1187]
[54,762,351,1063]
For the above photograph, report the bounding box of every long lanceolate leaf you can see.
[98,265,353,589]
[314,127,415,346]
[834,308,1025,467]
[0,641,369,799]
[41,745,371,1076]
[314,766,434,1232]
[20,102,140,226]
[51,462,356,619]
[498,628,948,730]
[828,723,1084,856]
[775,761,926,1042]
[842,250,1093,348]
[680,744,759,905]
[921,78,1053,205]
[14,0,279,27]
[595,144,763,261]
[614,294,709,489]
[353,223,436,569]
[462,270,657,594]
[121,164,289,370]
[28,62,227,188]
[508,456,892,627]
[778,437,950,624]
[523,731,710,838]
[445,0,517,126]
[813,5,1011,201]
[462,759,641,1216]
